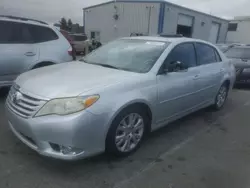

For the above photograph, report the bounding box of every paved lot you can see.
[0,88,250,188]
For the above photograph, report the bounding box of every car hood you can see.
[16,61,139,99]
[229,58,250,69]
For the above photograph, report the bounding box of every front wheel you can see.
[106,106,148,157]
[213,83,229,110]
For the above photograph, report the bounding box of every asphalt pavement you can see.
[1,88,250,188]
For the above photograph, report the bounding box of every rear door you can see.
[0,21,39,84]
[193,42,224,104]
[30,25,72,63]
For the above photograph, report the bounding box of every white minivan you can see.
[0,15,73,88]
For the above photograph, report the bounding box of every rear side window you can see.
[28,25,59,43]
[195,43,220,65]
[165,43,197,68]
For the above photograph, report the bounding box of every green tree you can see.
[67,19,73,32]
[59,17,68,30]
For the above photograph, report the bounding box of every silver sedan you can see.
[5,36,236,160]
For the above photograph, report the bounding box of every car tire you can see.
[32,62,54,69]
[106,105,149,157]
[213,83,229,110]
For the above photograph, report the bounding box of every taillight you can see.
[68,47,73,56]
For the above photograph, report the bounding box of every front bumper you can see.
[6,105,107,160]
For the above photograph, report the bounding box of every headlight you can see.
[35,95,99,117]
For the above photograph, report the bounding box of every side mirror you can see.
[168,61,187,72]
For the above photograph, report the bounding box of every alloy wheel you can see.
[115,113,144,153]
[216,85,228,108]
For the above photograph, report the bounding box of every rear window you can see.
[225,47,250,59]
[70,35,87,41]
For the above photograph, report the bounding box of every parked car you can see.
[69,34,88,54]
[216,43,243,52]
[59,29,76,60]
[6,36,235,160]
[225,45,250,85]
[0,15,73,88]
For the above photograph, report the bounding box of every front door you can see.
[156,43,199,122]
[0,21,38,85]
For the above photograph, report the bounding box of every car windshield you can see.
[80,39,169,73]
[225,47,250,59]
[70,35,87,41]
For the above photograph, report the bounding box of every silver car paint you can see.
[0,19,72,88]
[6,37,236,160]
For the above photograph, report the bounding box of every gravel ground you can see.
[0,88,249,188]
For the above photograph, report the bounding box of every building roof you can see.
[83,0,228,22]
[231,16,250,22]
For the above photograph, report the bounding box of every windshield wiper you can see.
[80,59,120,70]
[95,63,120,70]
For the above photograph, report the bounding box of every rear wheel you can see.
[213,83,229,110]
[106,106,149,157]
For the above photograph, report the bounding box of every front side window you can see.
[225,47,250,59]
[0,21,22,43]
[195,43,217,65]
[165,43,196,68]
[81,39,169,73]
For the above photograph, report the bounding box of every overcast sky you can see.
[0,0,249,25]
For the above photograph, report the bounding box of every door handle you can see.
[24,52,36,56]
[193,75,199,80]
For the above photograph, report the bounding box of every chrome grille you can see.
[6,85,46,118]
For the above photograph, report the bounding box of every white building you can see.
[83,0,228,44]
[227,16,250,44]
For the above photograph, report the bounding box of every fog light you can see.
[59,146,82,155]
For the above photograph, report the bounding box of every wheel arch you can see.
[31,61,56,69]
[105,99,154,136]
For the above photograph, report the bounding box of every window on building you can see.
[90,31,100,41]
[228,23,238,31]
[195,43,219,65]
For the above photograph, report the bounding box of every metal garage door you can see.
[209,22,220,44]
[178,14,193,27]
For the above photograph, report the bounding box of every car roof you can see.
[121,36,211,45]
[0,15,50,28]
[229,45,250,49]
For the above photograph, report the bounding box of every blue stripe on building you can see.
[158,3,165,34]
